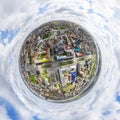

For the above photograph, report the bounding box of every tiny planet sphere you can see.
[19,20,101,103]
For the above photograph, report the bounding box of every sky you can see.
[0,0,120,120]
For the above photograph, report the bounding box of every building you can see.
[76,52,84,57]
[46,48,50,59]
[56,55,73,61]
[58,65,76,84]
[75,47,81,52]
[84,44,91,55]
[57,40,64,46]
[68,74,72,81]
[72,72,77,82]
[55,47,64,54]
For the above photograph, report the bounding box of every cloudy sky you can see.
[0,0,120,120]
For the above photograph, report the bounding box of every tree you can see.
[36,70,40,75]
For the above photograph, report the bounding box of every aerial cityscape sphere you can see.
[19,20,100,102]
[1,0,120,119]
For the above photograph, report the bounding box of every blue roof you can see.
[72,72,76,82]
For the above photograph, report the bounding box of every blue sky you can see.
[102,110,111,116]
[0,97,41,120]
[0,28,20,46]
[0,97,19,120]
[39,4,49,14]
[33,116,41,120]
[116,95,120,103]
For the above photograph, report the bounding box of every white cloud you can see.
[0,0,40,30]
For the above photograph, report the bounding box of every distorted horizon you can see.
[0,0,120,120]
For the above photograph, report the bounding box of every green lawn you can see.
[42,64,51,68]
[41,70,51,82]
[88,63,96,79]
[78,57,84,61]
[42,32,50,39]
[60,60,73,66]
[55,73,59,81]
[37,53,46,60]
[60,26,68,29]
[29,75,38,84]
[87,58,92,62]
[63,84,75,91]
[29,57,32,64]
